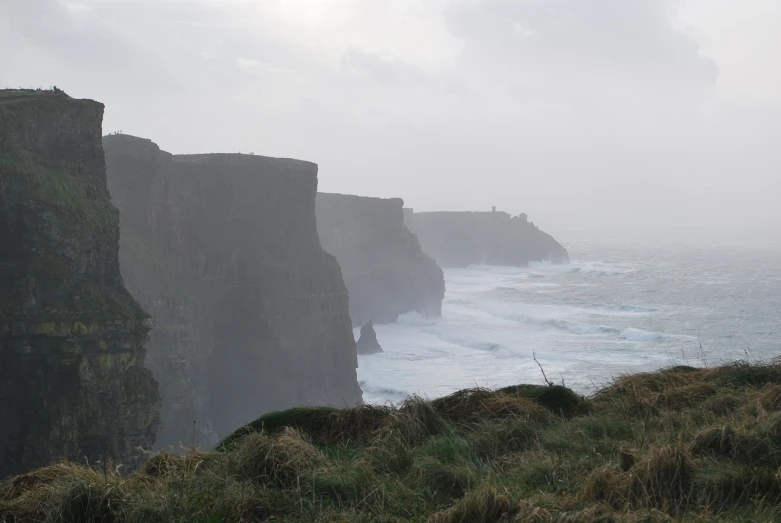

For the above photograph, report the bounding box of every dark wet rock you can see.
[356,321,383,355]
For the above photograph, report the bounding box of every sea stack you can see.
[104,134,363,445]
[0,91,160,477]
[405,208,569,267]
[356,321,383,355]
[316,193,445,326]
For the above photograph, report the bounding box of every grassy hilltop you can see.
[2,360,781,522]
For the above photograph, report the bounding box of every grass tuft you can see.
[428,487,519,523]
[625,445,692,512]
[232,428,324,487]
[497,384,585,417]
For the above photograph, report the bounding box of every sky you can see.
[2,0,780,247]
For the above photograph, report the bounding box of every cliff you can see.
[104,135,363,445]
[315,193,445,326]
[0,92,160,477]
[405,209,569,268]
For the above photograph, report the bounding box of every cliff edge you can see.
[316,193,445,326]
[0,92,160,477]
[405,209,569,268]
[104,135,363,445]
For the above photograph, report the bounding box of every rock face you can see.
[316,193,445,326]
[0,93,160,477]
[356,321,383,355]
[405,209,569,268]
[104,135,363,446]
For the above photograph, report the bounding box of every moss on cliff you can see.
[71,278,150,322]
[0,279,149,326]
[0,142,119,232]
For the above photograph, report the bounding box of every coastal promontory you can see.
[316,193,445,326]
[405,208,569,268]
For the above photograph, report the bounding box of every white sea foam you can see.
[356,245,781,404]
[396,311,440,326]
[617,305,659,313]
[619,328,669,342]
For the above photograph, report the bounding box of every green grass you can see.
[3,360,781,522]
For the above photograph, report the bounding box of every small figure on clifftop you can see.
[356,320,383,355]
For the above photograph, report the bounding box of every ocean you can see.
[356,239,781,404]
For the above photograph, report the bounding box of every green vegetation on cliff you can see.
[0,142,119,232]
[2,361,781,522]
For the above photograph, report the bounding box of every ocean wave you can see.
[619,328,668,342]
[359,383,410,404]
[470,341,504,352]
[396,311,440,326]
[478,301,622,336]
[579,303,659,316]
[576,269,631,277]
[486,285,560,301]
[559,261,636,277]
[554,320,620,335]
[434,333,506,353]
[445,298,478,306]
[527,261,578,273]
[490,286,521,296]
[617,305,659,313]
[503,312,619,335]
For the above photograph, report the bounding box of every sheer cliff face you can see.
[0,95,159,477]
[405,211,569,268]
[316,193,445,326]
[104,136,362,443]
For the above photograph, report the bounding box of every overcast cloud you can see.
[2,0,779,246]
